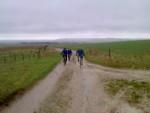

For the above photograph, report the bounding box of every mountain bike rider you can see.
[61,48,68,65]
[76,49,80,62]
[76,49,85,64]
[67,49,72,61]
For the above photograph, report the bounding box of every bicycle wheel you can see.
[79,57,83,68]
[63,56,67,65]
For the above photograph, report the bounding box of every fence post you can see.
[33,53,35,58]
[3,57,6,63]
[28,54,31,59]
[109,48,111,58]
[22,54,25,61]
[43,45,48,51]
[14,54,16,61]
[37,49,41,58]
[9,52,12,57]
[30,51,33,59]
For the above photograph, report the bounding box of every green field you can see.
[0,46,60,104]
[59,40,150,69]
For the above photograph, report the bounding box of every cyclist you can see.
[61,48,68,65]
[76,49,80,62]
[76,49,85,66]
[67,49,72,61]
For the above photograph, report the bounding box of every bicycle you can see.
[63,55,67,65]
[79,56,83,68]
[68,54,72,61]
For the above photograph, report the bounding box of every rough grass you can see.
[86,51,150,69]
[0,49,60,104]
[85,40,150,69]
[105,79,150,104]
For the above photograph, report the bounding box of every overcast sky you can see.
[0,0,150,40]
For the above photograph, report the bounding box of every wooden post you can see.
[30,51,33,59]
[37,49,41,58]
[43,45,48,51]
[109,48,111,58]
[9,52,12,57]
[4,57,6,63]
[22,54,25,61]
[33,53,35,58]
[14,54,16,61]
[29,54,31,59]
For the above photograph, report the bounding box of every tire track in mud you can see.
[86,62,147,113]
[66,60,147,113]
[67,62,106,113]
[36,65,73,113]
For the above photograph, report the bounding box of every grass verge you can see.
[0,51,60,105]
[105,79,150,112]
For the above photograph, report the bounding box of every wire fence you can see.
[0,45,49,64]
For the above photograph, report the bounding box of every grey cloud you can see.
[0,0,150,34]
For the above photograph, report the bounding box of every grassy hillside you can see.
[60,40,150,69]
[0,47,60,104]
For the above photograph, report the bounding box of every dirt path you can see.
[0,62,68,113]
[65,59,150,113]
[0,55,150,113]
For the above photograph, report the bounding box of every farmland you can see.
[0,45,60,104]
[0,41,150,113]
[58,40,150,69]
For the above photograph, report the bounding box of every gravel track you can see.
[1,55,150,113]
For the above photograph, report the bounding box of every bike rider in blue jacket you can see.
[67,49,72,61]
[61,48,68,65]
[76,49,85,62]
